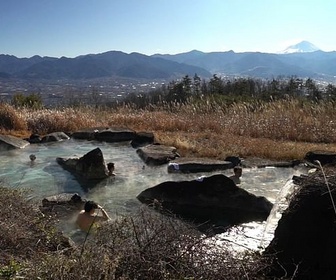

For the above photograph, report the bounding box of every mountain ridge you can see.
[0,51,211,80]
[1,41,336,81]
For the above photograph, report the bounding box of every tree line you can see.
[6,75,336,109]
[123,75,336,108]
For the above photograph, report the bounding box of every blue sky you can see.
[1,0,335,58]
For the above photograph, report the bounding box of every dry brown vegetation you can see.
[2,98,336,161]
[0,186,271,279]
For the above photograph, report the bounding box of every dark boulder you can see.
[265,168,336,279]
[136,144,179,165]
[71,127,136,142]
[41,132,70,143]
[241,157,302,168]
[40,193,85,217]
[56,147,112,188]
[24,133,42,144]
[94,127,136,142]
[137,174,273,232]
[0,134,30,150]
[131,131,155,148]
[70,127,102,140]
[168,157,233,173]
[304,150,336,166]
[225,156,241,167]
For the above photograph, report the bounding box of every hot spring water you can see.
[0,139,307,250]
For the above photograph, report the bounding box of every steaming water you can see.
[0,139,307,250]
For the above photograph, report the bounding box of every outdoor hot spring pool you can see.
[0,139,308,251]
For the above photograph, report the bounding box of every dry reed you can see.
[2,98,336,161]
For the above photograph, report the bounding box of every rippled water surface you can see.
[0,139,307,250]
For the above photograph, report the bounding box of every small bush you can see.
[19,206,271,279]
[12,93,43,109]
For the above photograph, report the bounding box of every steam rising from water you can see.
[0,139,307,249]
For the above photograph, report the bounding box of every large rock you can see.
[24,133,42,144]
[304,150,336,166]
[94,127,136,142]
[56,147,112,188]
[0,134,30,150]
[41,131,70,143]
[136,144,179,165]
[40,193,85,217]
[131,131,155,148]
[70,127,102,140]
[168,157,233,173]
[71,127,136,142]
[241,157,302,168]
[265,168,336,279]
[137,174,273,232]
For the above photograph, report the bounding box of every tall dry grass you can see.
[2,98,336,160]
[20,206,268,280]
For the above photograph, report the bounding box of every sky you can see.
[1,0,335,58]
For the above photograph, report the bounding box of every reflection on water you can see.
[0,139,307,250]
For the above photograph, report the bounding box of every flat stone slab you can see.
[136,144,179,165]
[71,127,136,142]
[241,157,301,168]
[168,157,233,173]
[0,134,30,150]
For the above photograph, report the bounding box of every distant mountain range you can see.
[1,41,335,81]
[0,51,211,80]
[153,41,336,80]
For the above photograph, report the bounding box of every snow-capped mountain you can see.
[279,41,320,54]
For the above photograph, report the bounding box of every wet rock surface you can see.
[137,174,273,233]
[41,193,85,217]
[0,134,30,150]
[136,144,180,165]
[56,147,113,189]
[167,157,233,173]
[41,131,70,143]
[71,127,136,142]
[130,131,155,148]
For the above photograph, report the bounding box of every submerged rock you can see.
[137,174,273,233]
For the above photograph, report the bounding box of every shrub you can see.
[20,206,271,279]
[11,93,43,109]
